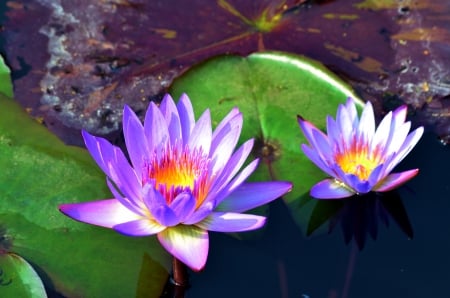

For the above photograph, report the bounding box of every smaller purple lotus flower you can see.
[59,93,292,271]
[298,97,424,199]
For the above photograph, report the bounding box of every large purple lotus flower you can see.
[59,93,291,271]
[298,97,423,199]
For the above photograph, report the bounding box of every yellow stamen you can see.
[335,145,383,181]
[146,146,211,207]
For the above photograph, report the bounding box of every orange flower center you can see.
[145,145,211,207]
[335,144,383,181]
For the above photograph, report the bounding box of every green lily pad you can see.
[0,92,170,297]
[0,55,13,98]
[170,51,364,233]
[0,252,47,298]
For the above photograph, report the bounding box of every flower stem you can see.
[172,257,189,298]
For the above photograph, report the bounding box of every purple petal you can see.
[159,94,182,145]
[371,110,392,151]
[188,109,212,154]
[297,117,318,148]
[177,93,195,145]
[183,200,215,225]
[311,129,332,162]
[170,192,196,222]
[82,130,114,176]
[144,102,169,151]
[357,100,375,144]
[123,105,149,179]
[344,97,358,124]
[106,155,141,206]
[211,107,241,141]
[208,139,254,195]
[59,199,141,228]
[391,105,407,129]
[373,169,419,192]
[209,111,242,175]
[107,179,146,216]
[310,179,355,199]
[301,144,336,178]
[142,185,179,227]
[336,102,355,145]
[157,225,209,271]
[113,219,166,236]
[83,133,140,201]
[326,115,343,151]
[216,181,292,212]
[385,126,424,173]
[330,164,356,190]
[367,163,386,187]
[196,212,266,232]
[213,159,260,204]
[383,122,411,157]
[345,174,372,194]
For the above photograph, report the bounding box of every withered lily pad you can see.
[2,0,450,143]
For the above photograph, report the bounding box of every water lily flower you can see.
[59,93,292,271]
[298,97,423,199]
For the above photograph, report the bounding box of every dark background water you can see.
[188,132,450,298]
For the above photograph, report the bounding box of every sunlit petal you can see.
[310,179,355,199]
[159,94,182,144]
[158,225,209,271]
[177,93,195,145]
[357,101,375,143]
[123,105,149,179]
[59,199,141,228]
[197,212,266,232]
[113,219,166,236]
[188,109,212,154]
[144,102,170,151]
[373,169,419,192]
[217,181,292,212]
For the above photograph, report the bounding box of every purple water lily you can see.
[59,93,291,271]
[298,97,423,199]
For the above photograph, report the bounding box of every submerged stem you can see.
[172,257,189,298]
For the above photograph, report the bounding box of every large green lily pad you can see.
[170,51,364,231]
[0,85,170,295]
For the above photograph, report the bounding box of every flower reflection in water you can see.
[307,191,413,249]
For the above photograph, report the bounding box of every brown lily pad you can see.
[1,0,450,144]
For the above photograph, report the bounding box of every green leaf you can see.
[170,51,364,233]
[0,252,47,298]
[0,55,13,98]
[0,93,170,297]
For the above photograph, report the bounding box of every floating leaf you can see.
[0,55,13,97]
[0,93,170,297]
[0,252,47,298]
[170,51,363,232]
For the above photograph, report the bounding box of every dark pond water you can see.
[187,132,450,298]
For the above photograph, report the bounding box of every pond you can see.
[1,1,449,298]
[187,132,450,298]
